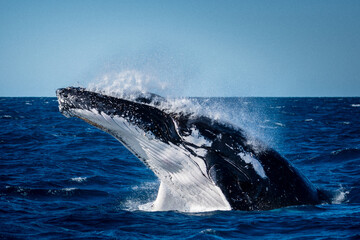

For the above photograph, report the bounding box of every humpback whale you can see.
[56,87,329,212]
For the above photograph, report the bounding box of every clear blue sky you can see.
[1,0,359,97]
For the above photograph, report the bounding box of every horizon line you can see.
[1,95,359,98]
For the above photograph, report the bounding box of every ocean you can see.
[1,97,360,239]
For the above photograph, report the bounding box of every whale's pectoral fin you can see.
[317,188,333,204]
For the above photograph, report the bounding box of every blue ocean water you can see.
[1,97,360,239]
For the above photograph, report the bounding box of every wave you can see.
[70,176,88,183]
[310,148,360,163]
[330,148,360,161]
[307,148,360,205]
[0,186,109,200]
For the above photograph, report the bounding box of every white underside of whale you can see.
[71,108,231,212]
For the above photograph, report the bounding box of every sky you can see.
[0,0,359,97]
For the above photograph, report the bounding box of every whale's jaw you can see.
[56,87,231,212]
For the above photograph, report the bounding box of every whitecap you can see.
[200,229,217,234]
[71,177,87,182]
[332,188,349,204]
[62,187,76,191]
[259,125,277,129]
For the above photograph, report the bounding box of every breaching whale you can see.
[56,87,329,212]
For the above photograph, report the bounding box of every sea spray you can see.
[88,70,167,101]
[87,71,275,150]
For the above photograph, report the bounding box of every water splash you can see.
[86,48,196,98]
[123,181,159,211]
[88,70,167,101]
[87,74,272,152]
[332,187,349,204]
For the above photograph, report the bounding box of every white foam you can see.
[331,187,349,204]
[351,104,360,107]
[274,122,285,127]
[138,202,154,211]
[200,229,217,234]
[71,177,87,182]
